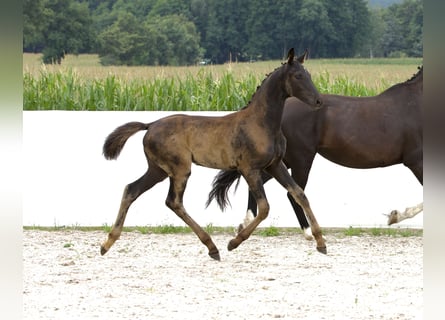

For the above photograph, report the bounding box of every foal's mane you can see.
[240,62,288,111]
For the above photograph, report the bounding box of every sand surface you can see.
[23,230,422,319]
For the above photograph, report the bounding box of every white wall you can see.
[23,111,423,228]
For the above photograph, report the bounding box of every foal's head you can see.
[284,48,322,108]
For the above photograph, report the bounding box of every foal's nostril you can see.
[316,98,323,107]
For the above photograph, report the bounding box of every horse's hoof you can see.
[317,246,327,255]
[303,228,314,241]
[209,250,221,261]
[386,210,399,225]
[100,245,108,256]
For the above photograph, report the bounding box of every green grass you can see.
[342,226,422,237]
[22,225,422,237]
[23,53,422,111]
[257,226,281,237]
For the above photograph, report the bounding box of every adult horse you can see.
[100,48,325,261]
[208,66,422,238]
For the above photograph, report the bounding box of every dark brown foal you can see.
[100,48,325,260]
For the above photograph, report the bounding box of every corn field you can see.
[23,54,422,111]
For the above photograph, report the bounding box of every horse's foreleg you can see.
[166,175,220,261]
[406,157,423,185]
[286,193,313,240]
[101,166,167,255]
[229,170,269,251]
[288,163,314,240]
[266,161,326,254]
[386,202,423,225]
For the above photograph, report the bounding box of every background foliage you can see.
[23,53,422,111]
[23,0,422,65]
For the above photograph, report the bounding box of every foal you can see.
[100,48,325,260]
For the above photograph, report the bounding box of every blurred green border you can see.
[0,1,22,318]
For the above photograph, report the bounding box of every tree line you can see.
[23,0,422,65]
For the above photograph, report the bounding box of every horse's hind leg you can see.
[100,164,168,255]
[286,155,316,240]
[165,173,220,261]
[287,193,313,240]
[266,161,326,254]
[385,160,423,225]
[387,202,423,225]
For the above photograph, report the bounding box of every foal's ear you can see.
[296,48,309,64]
[287,48,295,64]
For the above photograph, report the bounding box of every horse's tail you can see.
[206,169,242,211]
[103,121,149,160]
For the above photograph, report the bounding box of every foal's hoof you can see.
[227,239,239,251]
[317,246,327,255]
[209,250,221,261]
[100,245,108,256]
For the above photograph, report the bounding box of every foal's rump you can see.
[142,113,240,169]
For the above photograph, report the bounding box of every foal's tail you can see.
[206,169,242,211]
[103,121,149,160]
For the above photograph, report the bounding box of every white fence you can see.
[23,111,423,228]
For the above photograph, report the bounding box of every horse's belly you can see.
[318,143,402,168]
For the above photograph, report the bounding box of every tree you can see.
[363,7,386,57]
[27,0,94,64]
[97,12,147,65]
[244,0,282,60]
[98,13,202,66]
[190,0,210,46]
[148,0,191,18]
[324,0,370,57]
[396,0,422,57]
[145,14,203,65]
[204,0,249,63]
[275,0,305,59]
[23,0,422,63]
[294,0,333,57]
[23,0,50,53]
[379,0,422,57]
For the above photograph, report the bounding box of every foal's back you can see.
[143,108,282,172]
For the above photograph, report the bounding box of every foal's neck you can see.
[245,68,288,131]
